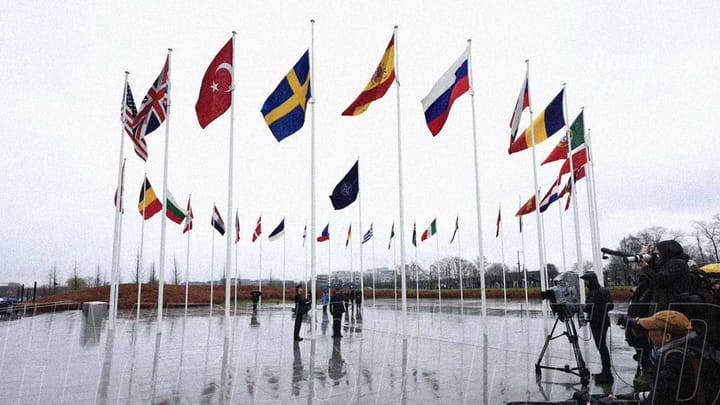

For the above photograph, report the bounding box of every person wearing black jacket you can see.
[330,289,345,338]
[581,271,614,384]
[293,285,309,341]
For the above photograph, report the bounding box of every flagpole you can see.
[468,39,487,317]
[414,234,419,308]
[557,194,568,273]
[371,227,376,307]
[259,224,263,310]
[499,205,507,309]
[563,84,585,304]
[519,196,529,309]
[393,230,397,308]
[525,59,548,294]
[210,213,215,317]
[585,124,604,285]
[110,73,130,330]
[234,209,239,315]
[309,19,318,336]
[184,195,191,318]
[357,157,365,307]
[457,216,464,313]
[138,173,147,322]
[349,223,353,288]
[114,162,125,326]
[282,227,286,306]
[223,31,237,338]
[393,25,409,336]
[157,48,172,333]
[436,229,441,310]
[304,222,308,298]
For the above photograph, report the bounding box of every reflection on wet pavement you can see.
[0,299,638,403]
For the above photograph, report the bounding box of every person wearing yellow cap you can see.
[607,310,718,404]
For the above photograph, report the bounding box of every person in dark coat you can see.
[330,289,345,338]
[293,285,309,341]
[643,240,694,313]
[250,290,262,312]
[581,271,614,384]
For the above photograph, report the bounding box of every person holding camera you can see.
[604,310,720,405]
[293,284,309,342]
[581,271,614,384]
[640,240,694,313]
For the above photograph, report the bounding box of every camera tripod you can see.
[535,305,590,386]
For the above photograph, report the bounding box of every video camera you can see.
[540,272,582,321]
[601,247,656,264]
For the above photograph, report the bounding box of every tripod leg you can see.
[535,317,561,375]
[565,319,590,385]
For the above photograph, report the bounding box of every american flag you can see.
[132,55,170,160]
[123,82,148,161]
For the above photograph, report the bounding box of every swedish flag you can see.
[261,50,311,142]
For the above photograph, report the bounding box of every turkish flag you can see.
[196,38,233,128]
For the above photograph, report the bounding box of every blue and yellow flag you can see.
[261,50,311,142]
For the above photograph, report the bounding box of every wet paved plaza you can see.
[0,299,638,404]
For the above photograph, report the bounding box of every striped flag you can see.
[346,224,352,248]
[342,34,395,116]
[268,218,285,242]
[211,205,225,236]
[123,82,148,161]
[138,177,162,220]
[302,224,307,246]
[113,159,126,213]
[362,223,373,244]
[317,224,330,242]
[165,190,187,225]
[495,208,502,238]
[509,74,529,147]
[412,222,417,247]
[421,219,437,242]
[509,89,565,154]
[421,47,470,136]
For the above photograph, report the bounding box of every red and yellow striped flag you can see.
[341,33,395,116]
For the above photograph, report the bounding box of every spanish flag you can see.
[509,89,565,154]
[342,34,395,116]
[138,177,162,220]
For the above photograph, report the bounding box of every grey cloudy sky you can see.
[1,1,719,287]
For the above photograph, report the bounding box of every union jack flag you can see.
[122,81,147,161]
[132,55,170,160]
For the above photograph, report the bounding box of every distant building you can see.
[369,267,395,284]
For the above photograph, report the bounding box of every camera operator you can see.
[603,310,720,405]
[580,271,614,384]
[640,240,694,314]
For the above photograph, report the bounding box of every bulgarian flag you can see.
[165,190,187,225]
[421,218,437,242]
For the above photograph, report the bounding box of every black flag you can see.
[329,160,359,210]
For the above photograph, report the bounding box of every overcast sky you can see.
[1,1,719,287]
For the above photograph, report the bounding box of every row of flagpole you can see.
[109,21,604,334]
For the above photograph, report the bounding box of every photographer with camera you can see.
[602,310,720,405]
[293,284,310,342]
[641,241,695,314]
[580,271,614,384]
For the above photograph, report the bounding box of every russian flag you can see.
[421,47,471,136]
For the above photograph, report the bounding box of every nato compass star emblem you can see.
[340,182,354,196]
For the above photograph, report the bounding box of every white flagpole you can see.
[357,157,365,305]
[259,225,263,310]
[184,195,191,318]
[349,224,353,287]
[393,229,397,307]
[282,228,286,306]
[310,19,317,336]
[157,48,172,332]
[110,73,130,330]
[304,222,308,298]
[210,216,215,317]
[394,25,410,336]
[371,227,376,307]
[234,229,238,315]
[525,60,548,294]
[457,217,464,312]
[137,174,147,322]
[224,31,237,338]
[114,162,125,325]
[564,84,585,305]
[468,39,488,317]
[586,125,604,285]
[558,193,568,273]
[436,231,441,309]
[414,237,419,308]
[499,205,507,308]
[519,196,529,309]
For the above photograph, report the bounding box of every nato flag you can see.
[329,160,359,210]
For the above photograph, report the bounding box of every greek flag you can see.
[362,223,373,244]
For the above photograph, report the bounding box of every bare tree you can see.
[133,250,141,284]
[148,262,157,284]
[693,215,720,262]
[48,264,59,291]
[172,256,182,285]
[94,265,102,287]
[67,261,86,290]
